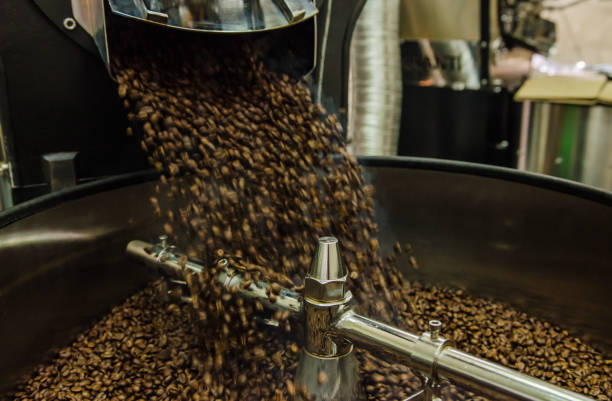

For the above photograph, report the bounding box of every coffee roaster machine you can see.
[0,1,610,401]
[1,160,610,400]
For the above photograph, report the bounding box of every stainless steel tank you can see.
[0,157,610,394]
[518,102,612,191]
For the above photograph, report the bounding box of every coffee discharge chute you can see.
[71,0,316,69]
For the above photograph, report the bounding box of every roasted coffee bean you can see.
[317,371,328,385]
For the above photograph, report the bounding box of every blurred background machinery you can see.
[350,0,557,165]
[0,0,610,212]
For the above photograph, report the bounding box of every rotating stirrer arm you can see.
[126,237,594,401]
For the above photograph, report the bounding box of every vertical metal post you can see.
[0,57,14,211]
[480,0,490,87]
[312,0,367,121]
[0,124,12,210]
[0,161,12,211]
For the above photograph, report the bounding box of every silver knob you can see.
[305,237,348,302]
[429,320,442,340]
[308,236,346,282]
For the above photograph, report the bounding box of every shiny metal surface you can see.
[72,0,316,34]
[107,0,317,33]
[304,298,353,357]
[294,349,361,401]
[310,0,366,112]
[0,181,161,393]
[332,310,419,360]
[347,0,402,156]
[437,348,593,401]
[0,82,13,211]
[305,236,347,301]
[0,163,11,212]
[126,239,303,313]
[332,312,594,400]
[365,160,611,354]
[70,0,317,73]
[42,152,78,192]
[519,102,612,191]
[303,237,353,357]
[71,0,111,70]
[126,239,201,276]
[308,237,345,282]
[220,268,303,314]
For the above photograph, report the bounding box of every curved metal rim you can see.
[111,9,317,35]
[1,156,610,229]
[0,170,159,230]
[359,156,612,206]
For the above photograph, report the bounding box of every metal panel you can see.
[348,0,402,156]
[520,102,612,191]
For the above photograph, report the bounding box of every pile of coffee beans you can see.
[7,280,611,400]
[7,283,303,401]
[5,23,611,401]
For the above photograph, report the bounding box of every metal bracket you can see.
[42,152,78,192]
[273,0,307,23]
[404,320,452,401]
[142,1,169,24]
[0,162,12,211]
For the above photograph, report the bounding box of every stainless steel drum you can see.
[0,157,610,394]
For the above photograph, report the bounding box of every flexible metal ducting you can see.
[348,0,402,156]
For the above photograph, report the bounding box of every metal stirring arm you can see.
[332,312,593,401]
[126,239,302,314]
[126,237,594,401]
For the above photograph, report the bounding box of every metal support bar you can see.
[126,239,303,314]
[480,0,490,87]
[332,311,420,360]
[332,311,593,401]
[437,348,592,401]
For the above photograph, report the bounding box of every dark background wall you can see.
[0,0,147,203]
[398,83,522,167]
